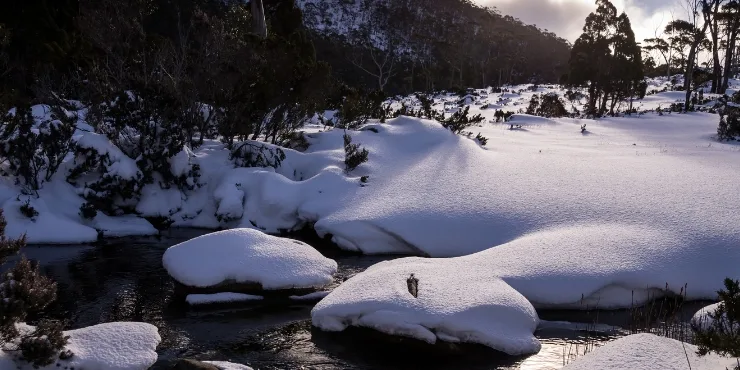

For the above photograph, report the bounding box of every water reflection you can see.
[9,230,700,369]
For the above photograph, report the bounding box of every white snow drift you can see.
[563,333,737,370]
[312,258,540,355]
[163,228,337,290]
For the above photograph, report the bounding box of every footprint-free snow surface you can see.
[312,258,541,355]
[562,333,736,369]
[162,229,337,290]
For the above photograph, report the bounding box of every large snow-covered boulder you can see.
[0,322,161,370]
[163,228,337,293]
[563,333,737,370]
[311,258,540,356]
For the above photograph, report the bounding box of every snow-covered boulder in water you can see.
[0,322,161,370]
[163,228,337,294]
[311,258,540,356]
[563,333,737,370]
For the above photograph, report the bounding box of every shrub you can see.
[527,93,568,118]
[19,200,39,220]
[145,216,175,231]
[335,89,386,129]
[694,278,740,362]
[343,133,369,174]
[475,133,488,146]
[440,106,484,134]
[230,142,287,169]
[0,210,69,367]
[0,105,76,193]
[79,202,98,220]
[718,98,740,141]
[67,136,144,216]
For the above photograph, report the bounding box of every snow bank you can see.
[312,258,540,355]
[2,197,98,244]
[163,228,337,290]
[0,322,161,370]
[563,333,736,370]
[319,223,740,310]
[186,292,264,305]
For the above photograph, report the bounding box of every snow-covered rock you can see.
[163,228,337,291]
[203,361,254,370]
[311,258,541,355]
[563,333,737,370]
[0,322,161,370]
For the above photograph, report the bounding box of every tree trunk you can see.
[710,2,721,93]
[723,26,739,94]
[251,0,267,39]
[684,22,711,112]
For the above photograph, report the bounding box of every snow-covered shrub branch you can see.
[0,105,76,193]
[343,132,369,173]
[230,141,287,169]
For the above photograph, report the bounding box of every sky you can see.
[477,0,682,43]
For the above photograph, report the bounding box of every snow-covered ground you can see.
[163,228,337,291]
[563,333,736,369]
[0,322,160,370]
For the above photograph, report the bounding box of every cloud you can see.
[476,0,680,42]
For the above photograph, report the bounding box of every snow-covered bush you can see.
[0,210,69,367]
[166,146,202,191]
[343,133,369,173]
[18,199,38,220]
[718,96,740,141]
[694,278,740,363]
[0,105,76,192]
[67,133,144,215]
[230,141,287,169]
[440,106,484,134]
[334,89,386,129]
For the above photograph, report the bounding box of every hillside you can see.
[291,0,572,93]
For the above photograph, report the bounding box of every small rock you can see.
[172,359,220,370]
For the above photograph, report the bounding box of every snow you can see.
[311,258,541,355]
[562,333,737,370]
[0,322,161,370]
[203,361,254,370]
[162,228,338,290]
[315,223,740,310]
[186,292,264,305]
[691,302,738,333]
[2,197,99,244]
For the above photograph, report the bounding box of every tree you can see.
[682,0,721,111]
[568,0,644,117]
[251,0,267,39]
[720,1,740,93]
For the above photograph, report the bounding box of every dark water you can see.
[11,229,706,370]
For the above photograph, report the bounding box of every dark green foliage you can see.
[718,102,740,141]
[335,88,386,129]
[475,133,488,146]
[78,202,97,220]
[145,216,175,231]
[694,278,740,362]
[343,133,369,174]
[568,0,644,117]
[0,210,68,367]
[0,104,76,192]
[440,106,484,134]
[19,200,38,220]
[230,142,287,169]
[66,141,144,216]
[526,94,540,115]
[532,93,568,118]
